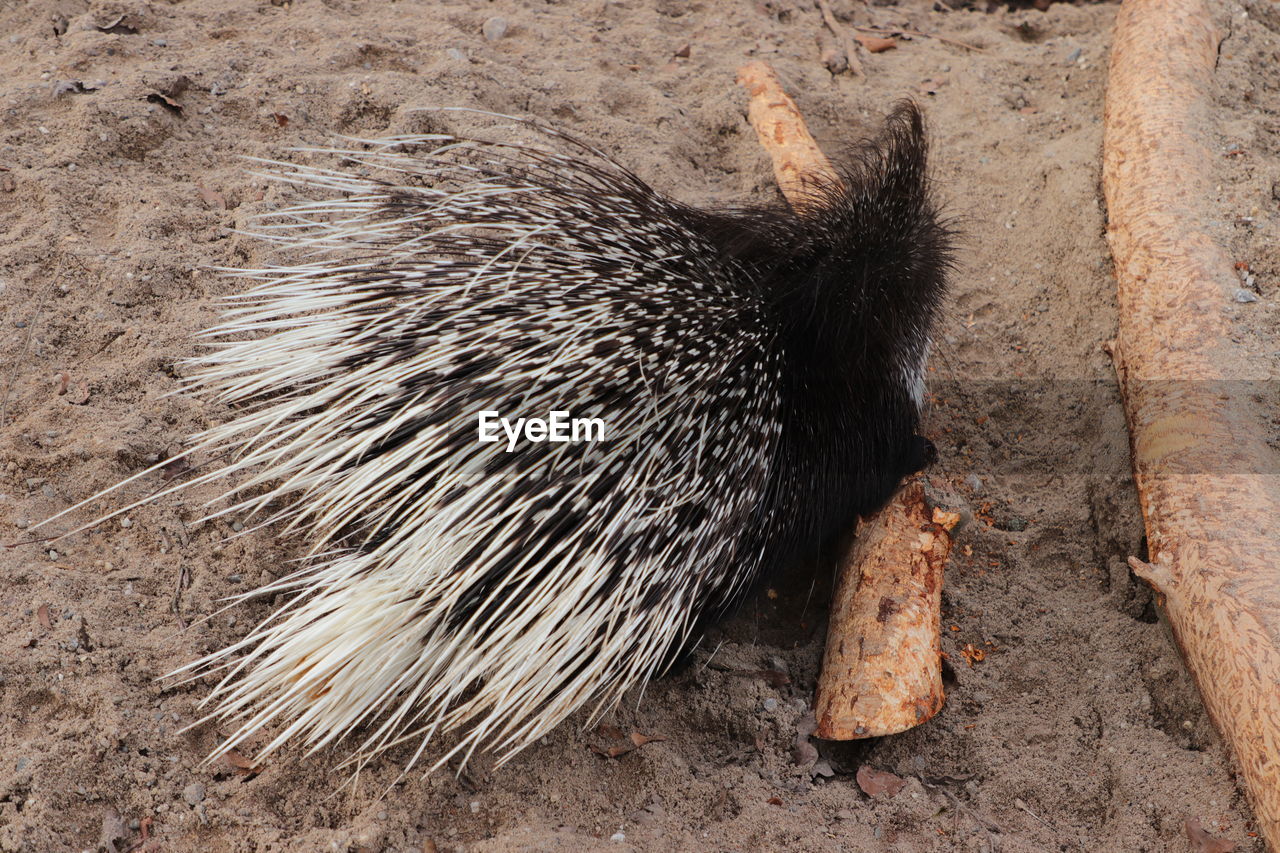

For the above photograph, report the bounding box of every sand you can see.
[1,0,1276,849]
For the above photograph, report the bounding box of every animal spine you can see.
[85,106,951,771]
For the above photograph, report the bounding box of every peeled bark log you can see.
[736,62,840,207]
[814,482,957,738]
[1104,0,1280,845]
[737,61,953,739]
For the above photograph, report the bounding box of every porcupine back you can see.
[90,104,951,772]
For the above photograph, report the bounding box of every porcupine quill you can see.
[40,104,952,774]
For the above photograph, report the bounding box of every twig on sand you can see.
[816,0,865,75]
[856,25,985,53]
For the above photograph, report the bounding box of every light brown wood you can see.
[1103,0,1280,846]
[736,61,841,207]
[737,61,952,739]
[813,482,956,738]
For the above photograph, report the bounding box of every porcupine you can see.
[50,102,952,773]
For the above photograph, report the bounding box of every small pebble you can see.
[446,47,468,61]
[995,515,1028,532]
[761,697,778,712]
[152,38,167,46]
[182,782,205,805]
[1065,47,1082,63]
[610,831,626,843]
[469,800,480,814]
[119,517,133,529]
[482,16,509,41]
[1233,288,1258,303]
[230,520,244,532]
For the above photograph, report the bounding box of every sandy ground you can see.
[1,0,1277,850]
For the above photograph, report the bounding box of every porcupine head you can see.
[39,102,951,776]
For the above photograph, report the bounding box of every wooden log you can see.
[736,62,840,207]
[736,60,954,739]
[814,482,957,738]
[1103,0,1280,845]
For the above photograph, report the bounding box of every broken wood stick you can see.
[736,60,955,739]
[815,482,957,738]
[1103,0,1280,845]
[736,62,839,207]
[815,0,866,75]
